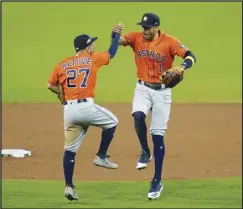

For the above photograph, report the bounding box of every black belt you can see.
[63,99,87,105]
[138,80,163,90]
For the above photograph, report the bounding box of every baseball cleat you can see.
[93,155,118,169]
[147,179,163,200]
[64,185,79,201]
[136,150,152,170]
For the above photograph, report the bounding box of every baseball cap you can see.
[74,34,98,52]
[137,13,160,28]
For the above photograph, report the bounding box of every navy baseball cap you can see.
[74,34,98,52]
[137,13,160,28]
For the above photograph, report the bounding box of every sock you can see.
[152,135,165,182]
[97,126,116,159]
[63,150,76,187]
[133,111,150,154]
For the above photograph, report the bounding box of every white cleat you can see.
[136,156,152,170]
[93,155,118,169]
[147,180,163,200]
[64,185,79,201]
[136,150,152,170]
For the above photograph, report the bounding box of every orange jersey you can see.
[48,52,110,100]
[124,31,189,83]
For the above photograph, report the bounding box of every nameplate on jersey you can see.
[62,58,92,70]
[137,50,166,62]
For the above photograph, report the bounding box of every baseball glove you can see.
[57,82,65,104]
[160,67,184,88]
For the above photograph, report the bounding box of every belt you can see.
[138,80,164,90]
[63,99,87,106]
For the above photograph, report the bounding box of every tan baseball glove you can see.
[160,67,185,88]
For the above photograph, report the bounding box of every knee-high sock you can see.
[133,111,150,154]
[97,126,117,159]
[63,150,76,187]
[152,135,165,181]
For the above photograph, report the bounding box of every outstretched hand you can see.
[113,23,124,34]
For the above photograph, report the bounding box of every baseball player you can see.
[47,24,124,201]
[114,13,196,200]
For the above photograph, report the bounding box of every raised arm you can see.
[180,50,197,70]
[169,37,197,73]
[111,23,128,46]
[118,35,128,46]
[108,33,122,59]
[107,23,125,59]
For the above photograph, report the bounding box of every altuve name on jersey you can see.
[62,57,92,70]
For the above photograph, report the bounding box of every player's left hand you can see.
[160,66,185,88]
[57,82,65,104]
[173,65,185,75]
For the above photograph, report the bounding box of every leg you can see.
[147,135,165,200]
[152,135,165,182]
[148,90,171,200]
[90,104,119,169]
[133,111,150,155]
[63,125,88,201]
[97,126,117,159]
[133,111,152,170]
[131,83,152,170]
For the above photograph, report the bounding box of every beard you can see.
[143,32,155,41]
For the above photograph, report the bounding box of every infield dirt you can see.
[2,103,242,181]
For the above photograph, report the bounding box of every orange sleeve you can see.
[93,51,110,68]
[124,32,139,48]
[48,65,59,85]
[170,36,189,58]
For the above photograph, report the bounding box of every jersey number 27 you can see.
[66,68,90,88]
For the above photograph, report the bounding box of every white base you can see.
[1,149,31,158]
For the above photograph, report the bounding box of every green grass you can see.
[2,177,242,208]
[2,2,242,103]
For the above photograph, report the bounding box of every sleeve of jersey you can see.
[171,37,189,58]
[124,32,138,48]
[48,67,59,85]
[94,52,110,67]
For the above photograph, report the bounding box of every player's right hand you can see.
[113,23,124,34]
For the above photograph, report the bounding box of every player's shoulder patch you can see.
[179,43,187,49]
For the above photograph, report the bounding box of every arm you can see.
[180,51,197,70]
[47,67,65,104]
[47,68,59,94]
[111,23,140,47]
[119,35,128,46]
[111,23,128,46]
[93,31,123,67]
[111,31,127,46]
[93,23,124,67]
[47,83,59,94]
[108,33,121,59]
[47,82,65,104]
[168,50,196,83]
[161,39,197,87]
[161,50,197,88]
[169,37,196,72]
